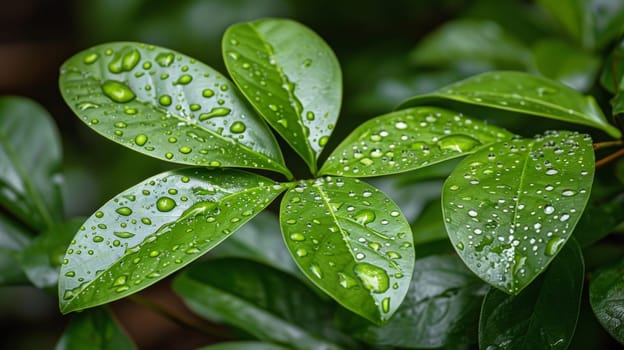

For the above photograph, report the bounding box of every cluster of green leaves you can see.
[2,3,624,348]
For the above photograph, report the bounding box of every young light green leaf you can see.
[18,218,84,290]
[348,255,487,348]
[443,131,594,294]
[0,96,63,230]
[590,256,624,344]
[59,42,291,178]
[319,107,513,177]
[58,168,287,314]
[223,18,342,174]
[173,258,350,350]
[479,239,584,350]
[399,71,621,138]
[280,177,414,324]
[55,307,136,350]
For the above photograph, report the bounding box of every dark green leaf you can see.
[574,193,624,247]
[479,238,585,349]
[58,168,287,313]
[18,218,84,290]
[600,38,624,94]
[210,211,299,276]
[443,131,594,294]
[55,307,136,350]
[319,107,513,177]
[223,18,342,174]
[197,342,290,350]
[280,177,414,324]
[0,214,30,285]
[59,42,290,178]
[349,255,486,348]
[532,39,600,92]
[590,256,624,344]
[399,71,621,138]
[0,96,63,230]
[410,19,530,69]
[173,258,350,350]
[412,199,447,246]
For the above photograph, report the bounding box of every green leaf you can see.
[18,218,84,290]
[442,131,594,294]
[410,19,530,69]
[399,71,621,139]
[197,342,290,350]
[590,256,624,344]
[58,168,287,313]
[600,38,624,94]
[280,177,415,324]
[411,199,448,246]
[349,255,487,348]
[173,258,349,350]
[55,307,136,350]
[223,18,342,174]
[479,238,584,349]
[59,42,291,178]
[0,214,31,285]
[532,39,600,92]
[319,106,513,177]
[210,211,299,276]
[574,192,624,247]
[0,96,63,230]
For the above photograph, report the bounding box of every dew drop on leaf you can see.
[101,80,136,103]
[437,134,481,153]
[354,209,376,225]
[156,197,176,212]
[115,207,133,216]
[353,262,389,293]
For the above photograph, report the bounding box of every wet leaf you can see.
[58,168,287,313]
[319,107,513,177]
[59,42,291,178]
[18,218,84,290]
[348,255,486,348]
[479,238,584,350]
[173,258,350,350]
[223,18,341,174]
[590,256,624,344]
[442,131,594,294]
[399,71,621,138]
[55,307,136,350]
[0,96,63,230]
[280,177,414,324]
[410,19,530,69]
[0,215,31,285]
[197,342,290,350]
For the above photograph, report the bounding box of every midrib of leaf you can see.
[0,128,54,230]
[249,25,316,173]
[63,183,282,310]
[313,183,399,271]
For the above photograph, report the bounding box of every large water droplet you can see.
[289,233,305,241]
[437,135,481,153]
[122,49,141,71]
[135,134,148,146]
[156,197,176,212]
[353,263,389,293]
[338,272,358,288]
[545,236,565,256]
[116,207,133,216]
[199,107,231,121]
[354,210,376,225]
[382,297,391,313]
[101,80,136,103]
[230,121,246,133]
[310,264,322,279]
[156,52,175,67]
[114,231,135,239]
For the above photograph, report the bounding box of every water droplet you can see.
[468,210,478,217]
[395,121,408,130]
[114,231,135,239]
[306,111,315,120]
[545,236,565,256]
[230,121,246,133]
[159,95,172,106]
[116,207,133,216]
[338,272,358,288]
[113,275,127,286]
[562,190,576,197]
[290,233,305,241]
[296,248,308,257]
[101,80,136,103]
[310,264,322,279]
[84,53,100,64]
[546,169,559,175]
[65,271,76,277]
[95,211,104,218]
[149,250,160,257]
[179,146,192,154]
[456,242,465,250]
[353,263,389,293]
[437,135,481,153]
[354,210,376,225]
[176,74,193,85]
[544,205,555,215]
[155,52,174,67]
[122,49,141,71]
[319,136,329,147]
[92,236,104,243]
[156,197,176,212]
[277,118,288,128]
[382,297,391,313]
[134,134,148,146]
[199,107,231,121]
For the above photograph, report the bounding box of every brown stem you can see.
[596,148,624,169]
[594,140,624,150]
[127,294,234,341]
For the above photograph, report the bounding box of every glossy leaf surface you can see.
[173,258,349,350]
[280,177,414,324]
[320,107,513,177]
[59,169,286,313]
[399,71,621,138]
[59,42,290,177]
[0,215,31,285]
[223,18,341,173]
[350,255,486,348]
[480,239,584,349]
[55,307,136,350]
[0,96,63,230]
[590,257,624,344]
[443,131,594,294]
